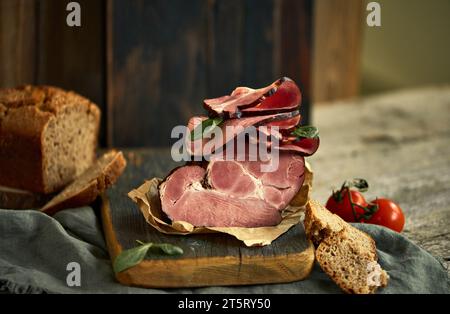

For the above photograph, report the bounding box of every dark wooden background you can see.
[1,0,359,148]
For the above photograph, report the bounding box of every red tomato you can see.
[367,198,405,232]
[326,189,369,222]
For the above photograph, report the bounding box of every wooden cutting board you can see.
[101,150,314,288]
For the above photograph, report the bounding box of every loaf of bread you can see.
[0,86,100,194]
[305,200,389,294]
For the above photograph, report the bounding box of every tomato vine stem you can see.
[337,180,379,222]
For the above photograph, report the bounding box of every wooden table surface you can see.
[310,86,450,275]
[123,85,450,276]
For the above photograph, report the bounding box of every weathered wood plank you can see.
[106,0,114,147]
[36,0,106,144]
[108,0,209,147]
[312,0,363,104]
[207,0,276,96]
[0,0,37,87]
[108,0,313,146]
[276,0,313,124]
[242,0,275,87]
[206,0,245,96]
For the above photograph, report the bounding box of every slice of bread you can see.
[305,200,389,294]
[316,230,388,294]
[40,150,126,215]
[0,185,50,209]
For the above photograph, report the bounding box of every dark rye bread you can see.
[305,200,389,294]
[0,185,50,209]
[41,150,126,215]
[0,85,100,194]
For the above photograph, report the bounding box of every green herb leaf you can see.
[346,178,369,192]
[113,243,152,274]
[153,243,184,255]
[290,125,319,139]
[190,117,223,141]
[113,241,184,273]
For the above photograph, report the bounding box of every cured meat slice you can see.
[240,79,301,115]
[187,111,300,157]
[264,114,300,131]
[204,77,300,118]
[277,137,320,156]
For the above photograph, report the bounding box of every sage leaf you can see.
[291,125,319,139]
[190,117,223,141]
[113,243,152,274]
[113,241,184,273]
[153,243,184,255]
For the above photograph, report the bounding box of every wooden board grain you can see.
[0,0,37,87]
[243,0,276,87]
[106,0,314,147]
[312,0,363,103]
[107,0,209,148]
[206,0,245,97]
[101,149,315,288]
[37,0,106,144]
[277,0,313,123]
[0,0,107,143]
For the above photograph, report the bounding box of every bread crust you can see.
[41,151,127,215]
[304,199,346,245]
[305,200,389,294]
[0,85,100,193]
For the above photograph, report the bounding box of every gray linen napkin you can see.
[0,208,448,294]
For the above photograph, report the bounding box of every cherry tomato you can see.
[367,198,405,232]
[326,189,369,222]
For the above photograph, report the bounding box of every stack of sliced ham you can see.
[160,78,319,228]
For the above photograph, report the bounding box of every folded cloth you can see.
[0,207,448,294]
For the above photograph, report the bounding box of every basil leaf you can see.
[291,125,319,139]
[190,117,223,141]
[113,241,184,273]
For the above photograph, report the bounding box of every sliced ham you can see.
[159,77,318,229]
[240,79,301,115]
[277,137,320,156]
[203,77,300,118]
[264,114,300,131]
[159,153,305,228]
[187,111,300,157]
